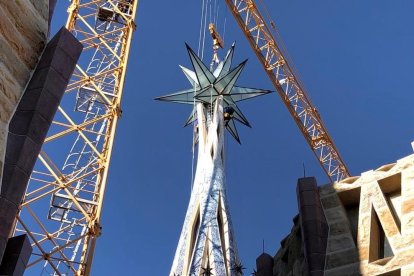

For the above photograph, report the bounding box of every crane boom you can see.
[224,0,350,182]
[13,1,138,275]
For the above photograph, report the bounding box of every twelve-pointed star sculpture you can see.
[155,43,272,143]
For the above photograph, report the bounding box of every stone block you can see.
[0,164,29,206]
[0,234,32,276]
[4,133,41,176]
[15,88,60,122]
[327,234,354,252]
[303,235,328,254]
[318,184,336,197]
[9,110,50,145]
[320,194,341,210]
[324,207,346,223]
[0,256,25,276]
[328,220,352,236]
[325,248,359,269]
[2,235,31,265]
[27,66,67,98]
[37,45,79,82]
[402,198,414,215]
[298,190,320,207]
[302,220,329,238]
[46,27,84,61]
[0,198,18,241]
[297,177,318,192]
[300,205,326,224]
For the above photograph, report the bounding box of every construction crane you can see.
[12,1,138,275]
[224,0,350,182]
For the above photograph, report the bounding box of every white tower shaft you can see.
[171,98,239,276]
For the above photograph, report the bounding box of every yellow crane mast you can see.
[224,0,350,182]
[13,1,138,275]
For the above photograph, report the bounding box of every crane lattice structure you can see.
[12,1,138,275]
[224,0,350,182]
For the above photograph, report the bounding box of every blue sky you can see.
[48,1,414,275]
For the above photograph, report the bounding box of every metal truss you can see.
[224,0,350,182]
[13,1,138,275]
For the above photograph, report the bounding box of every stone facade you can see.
[270,152,414,276]
[0,0,49,187]
[273,215,306,276]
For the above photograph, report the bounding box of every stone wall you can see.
[0,0,49,187]
[273,215,306,276]
[271,152,414,276]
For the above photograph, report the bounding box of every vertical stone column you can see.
[0,27,82,264]
[0,235,32,276]
[297,177,329,276]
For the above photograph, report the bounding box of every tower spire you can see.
[156,44,271,275]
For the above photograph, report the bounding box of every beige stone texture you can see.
[325,153,414,275]
[273,153,414,275]
[0,0,49,187]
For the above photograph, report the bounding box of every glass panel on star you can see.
[221,43,236,76]
[184,108,197,127]
[226,119,240,144]
[195,88,220,103]
[229,87,271,102]
[215,61,246,94]
[180,65,199,87]
[186,45,215,87]
[156,88,199,104]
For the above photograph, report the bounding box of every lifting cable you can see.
[191,0,210,191]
